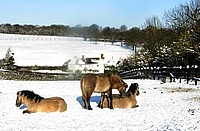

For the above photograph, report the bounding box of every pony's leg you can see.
[23,110,36,114]
[108,96,113,109]
[99,93,106,109]
[85,98,92,110]
[81,86,93,110]
[97,93,102,108]
[82,97,92,110]
[82,93,92,110]
[97,93,105,108]
[82,91,91,109]
[82,97,87,109]
[107,92,114,109]
[22,110,31,114]
[106,95,109,108]
[86,88,94,110]
[97,98,101,108]
[82,97,93,110]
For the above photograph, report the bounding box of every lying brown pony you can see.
[16,90,67,114]
[98,83,139,108]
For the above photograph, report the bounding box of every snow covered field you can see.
[0,33,132,66]
[0,34,200,130]
[0,80,200,131]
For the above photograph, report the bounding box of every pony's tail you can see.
[80,77,87,99]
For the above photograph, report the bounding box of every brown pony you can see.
[99,83,140,108]
[80,74,128,110]
[16,90,67,114]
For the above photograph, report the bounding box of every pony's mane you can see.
[18,90,44,103]
[126,83,138,96]
[109,74,124,83]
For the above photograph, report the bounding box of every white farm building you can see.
[68,54,105,74]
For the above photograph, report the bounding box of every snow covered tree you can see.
[4,48,15,66]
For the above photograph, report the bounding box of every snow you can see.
[0,80,200,130]
[0,33,132,66]
[0,34,200,130]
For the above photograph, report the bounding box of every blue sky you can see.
[0,0,190,28]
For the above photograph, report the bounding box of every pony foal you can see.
[99,83,140,108]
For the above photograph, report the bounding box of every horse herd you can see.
[15,74,140,114]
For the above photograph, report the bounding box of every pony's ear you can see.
[133,83,139,88]
[129,83,139,92]
[17,91,21,96]
[136,83,139,88]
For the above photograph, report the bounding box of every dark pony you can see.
[16,90,67,114]
[99,83,140,108]
[80,74,128,110]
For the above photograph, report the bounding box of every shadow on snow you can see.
[76,96,101,107]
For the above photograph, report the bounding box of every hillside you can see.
[0,33,133,80]
[0,33,133,66]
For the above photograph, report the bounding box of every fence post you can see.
[169,73,175,82]
[186,66,190,84]
[195,79,197,85]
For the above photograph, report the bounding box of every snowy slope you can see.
[0,80,199,130]
[0,33,132,66]
[0,34,200,131]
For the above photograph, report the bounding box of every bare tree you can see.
[163,0,200,66]
[164,0,200,29]
[143,16,163,29]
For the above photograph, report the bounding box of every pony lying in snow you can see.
[16,90,67,114]
[98,83,140,109]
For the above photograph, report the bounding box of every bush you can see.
[4,48,15,66]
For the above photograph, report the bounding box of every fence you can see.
[119,66,200,85]
[0,34,83,42]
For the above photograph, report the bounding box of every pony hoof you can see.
[23,110,27,114]
[87,107,93,110]
[23,110,30,114]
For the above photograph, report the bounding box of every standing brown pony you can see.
[80,74,128,110]
[99,83,140,108]
[16,90,67,114]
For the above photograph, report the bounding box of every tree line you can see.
[0,0,199,70]
[120,0,200,70]
[0,23,128,42]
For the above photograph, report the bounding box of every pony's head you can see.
[16,91,23,107]
[126,83,140,96]
[110,74,128,96]
[16,90,44,107]
[118,79,128,96]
